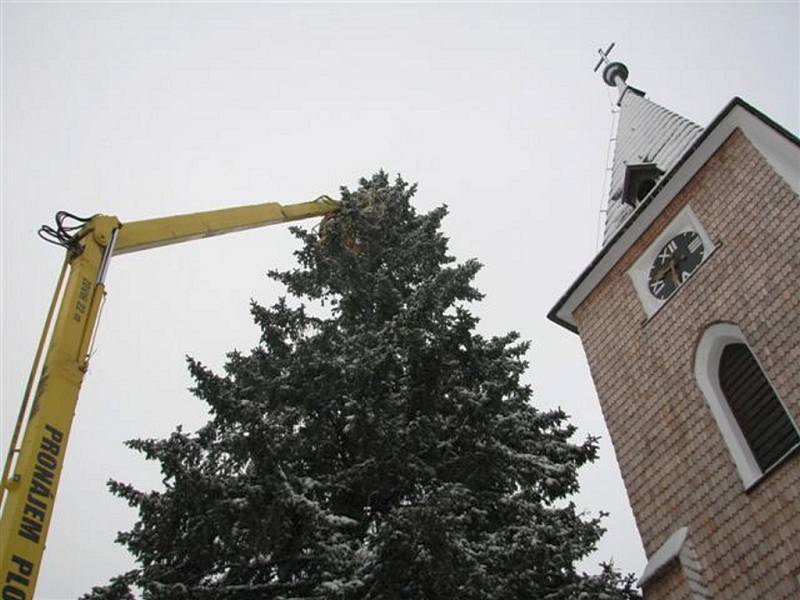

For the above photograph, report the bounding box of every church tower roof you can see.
[603,90,704,241]
[593,44,704,242]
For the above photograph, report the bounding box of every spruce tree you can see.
[83,173,638,599]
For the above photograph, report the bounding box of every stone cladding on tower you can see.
[645,565,694,600]
[573,129,799,598]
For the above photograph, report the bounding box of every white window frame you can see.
[695,323,800,489]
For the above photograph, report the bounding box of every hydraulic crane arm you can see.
[114,195,339,255]
[0,196,339,600]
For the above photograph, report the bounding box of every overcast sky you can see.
[2,3,798,598]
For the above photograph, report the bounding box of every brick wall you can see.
[643,562,694,600]
[574,129,800,598]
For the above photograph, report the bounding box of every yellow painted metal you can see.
[0,197,339,598]
[0,222,112,599]
[0,256,69,513]
[114,196,339,255]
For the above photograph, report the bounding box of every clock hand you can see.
[653,250,690,283]
[669,263,680,286]
[654,259,677,282]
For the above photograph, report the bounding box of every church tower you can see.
[549,47,800,598]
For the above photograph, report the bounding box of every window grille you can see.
[719,343,800,473]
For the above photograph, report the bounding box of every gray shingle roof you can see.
[603,88,704,242]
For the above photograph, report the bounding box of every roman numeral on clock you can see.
[657,241,677,262]
[650,279,665,294]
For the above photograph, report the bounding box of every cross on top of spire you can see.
[593,42,630,104]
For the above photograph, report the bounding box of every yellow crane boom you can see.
[0,195,340,599]
[114,197,338,255]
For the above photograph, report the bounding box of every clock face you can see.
[647,230,705,300]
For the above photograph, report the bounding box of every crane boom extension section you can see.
[0,196,339,599]
[114,196,339,255]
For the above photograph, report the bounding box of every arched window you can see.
[695,324,800,488]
